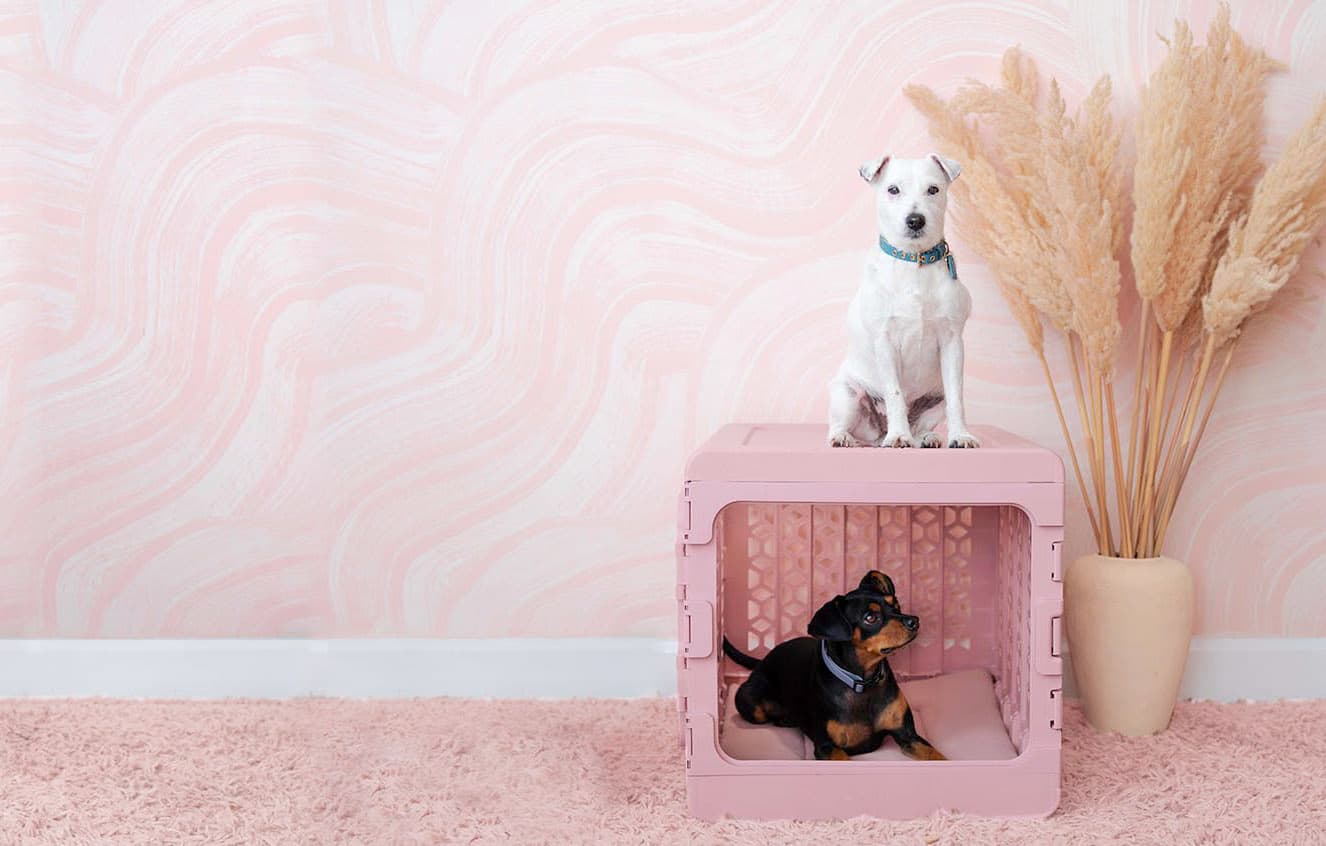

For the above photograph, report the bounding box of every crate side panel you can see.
[994,505,1032,751]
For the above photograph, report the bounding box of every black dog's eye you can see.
[863,612,880,625]
[887,185,900,195]
[927,185,940,195]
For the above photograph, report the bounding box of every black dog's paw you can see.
[814,744,851,761]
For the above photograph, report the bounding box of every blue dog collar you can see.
[821,640,885,694]
[879,236,958,279]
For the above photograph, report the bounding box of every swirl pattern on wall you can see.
[0,1,1322,636]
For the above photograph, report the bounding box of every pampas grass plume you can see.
[1204,99,1326,346]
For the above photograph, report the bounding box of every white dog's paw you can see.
[880,432,917,448]
[828,431,866,448]
[947,432,982,449]
[918,432,943,449]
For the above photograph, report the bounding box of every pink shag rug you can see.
[2,698,1324,845]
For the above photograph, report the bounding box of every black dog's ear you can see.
[808,597,854,641]
[859,570,895,596]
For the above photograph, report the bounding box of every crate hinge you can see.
[1050,539,1063,582]
[683,716,695,765]
[676,696,688,750]
[1050,688,1063,731]
[677,486,692,595]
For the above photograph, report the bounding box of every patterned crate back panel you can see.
[717,503,1004,679]
[994,505,1031,751]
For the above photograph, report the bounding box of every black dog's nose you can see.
[905,212,926,231]
[901,615,919,631]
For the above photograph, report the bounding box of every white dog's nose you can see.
[906,213,926,231]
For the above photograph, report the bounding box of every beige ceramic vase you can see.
[1064,554,1194,736]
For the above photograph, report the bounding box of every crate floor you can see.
[3,696,1324,843]
[720,668,1018,761]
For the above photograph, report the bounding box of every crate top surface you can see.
[685,424,1063,485]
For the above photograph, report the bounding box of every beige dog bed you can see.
[719,668,1018,762]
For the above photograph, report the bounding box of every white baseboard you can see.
[0,636,1320,700]
[0,638,677,699]
[1062,636,1326,702]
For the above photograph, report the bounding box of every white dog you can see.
[827,154,980,449]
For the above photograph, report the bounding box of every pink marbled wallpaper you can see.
[0,1,1322,638]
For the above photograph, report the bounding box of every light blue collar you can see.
[820,640,885,694]
[879,236,958,279]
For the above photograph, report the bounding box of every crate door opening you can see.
[716,502,1033,763]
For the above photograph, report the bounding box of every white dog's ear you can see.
[859,155,890,184]
[930,154,962,183]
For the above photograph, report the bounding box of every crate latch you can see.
[681,600,714,659]
[1033,601,1064,675]
[1050,688,1063,731]
[1050,540,1063,582]
[1051,614,1063,658]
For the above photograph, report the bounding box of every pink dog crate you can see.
[676,424,1064,820]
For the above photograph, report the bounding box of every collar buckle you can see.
[880,236,950,270]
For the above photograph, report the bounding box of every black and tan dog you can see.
[722,570,945,762]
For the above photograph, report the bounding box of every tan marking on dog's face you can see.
[874,692,910,732]
[851,628,885,673]
[884,595,900,610]
[826,719,872,749]
[868,602,882,613]
[827,747,851,761]
[858,618,915,658]
[751,704,767,723]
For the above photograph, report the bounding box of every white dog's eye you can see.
[887,185,900,195]
[927,185,939,195]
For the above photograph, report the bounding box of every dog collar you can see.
[879,236,958,279]
[820,640,886,694]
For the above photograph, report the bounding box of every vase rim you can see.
[1078,553,1184,564]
